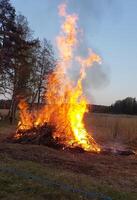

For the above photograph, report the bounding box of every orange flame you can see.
[15,3,101,153]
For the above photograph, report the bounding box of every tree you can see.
[0,0,56,122]
[8,14,38,123]
[0,0,38,122]
[110,97,137,115]
[0,0,16,97]
[30,39,56,107]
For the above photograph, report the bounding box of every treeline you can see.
[0,0,56,123]
[109,97,137,115]
[1,97,137,116]
[89,97,137,115]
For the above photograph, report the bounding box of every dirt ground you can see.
[0,117,137,199]
[0,136,137,193]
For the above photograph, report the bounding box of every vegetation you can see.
[0,1,136,199]
[0,0,55,123]
[0,133,136,200]
[85,112,137,143]
[110,97,137,115]
[88,97,137,115]
[0,111,136,200]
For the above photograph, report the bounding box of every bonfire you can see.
[8,3,136,157]
[10,3,101,153]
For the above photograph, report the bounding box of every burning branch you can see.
[13,3,101,153]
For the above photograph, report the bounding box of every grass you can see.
[0,155,136,200]
[85,113,137,143]
[1,109,137,142]
[0,120,16,141]
[0,109,137,199]
[0,109,17,139]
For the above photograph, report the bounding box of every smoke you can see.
[83,62,110,102]
[68,0,120,31]
[52,0,121,103]
[65,0,121,102]
[67,31,110,103]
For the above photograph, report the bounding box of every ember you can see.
[11,3,101,153]
[9,124,64,149]
[101,147,136,156]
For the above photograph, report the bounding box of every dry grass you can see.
[1,109,137,143]
[0,109,9,115]
[85,113,137,144]
[0,110,137,199]
[0,143,137,200]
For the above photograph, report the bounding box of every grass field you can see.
[0,110,137,200]
[85,113,137,144]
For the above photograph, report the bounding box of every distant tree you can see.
[110,97,137,115]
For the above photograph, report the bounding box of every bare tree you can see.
[0,0,56,122]
[30,39,56,107]
[0,0,38,123]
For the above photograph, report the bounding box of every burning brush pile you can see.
[9,3,101,153]
[9,3,135,156]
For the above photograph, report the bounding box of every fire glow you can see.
[15,3,101,153]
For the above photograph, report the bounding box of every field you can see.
[0,110,137,200]
[85,113,137,144]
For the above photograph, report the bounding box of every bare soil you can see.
[0,141,137,193]
[0,114,137,197]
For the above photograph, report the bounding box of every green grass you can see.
[0,155,136,200]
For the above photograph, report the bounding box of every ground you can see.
[0,112,137,200]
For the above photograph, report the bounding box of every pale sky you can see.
[11,0,137,105]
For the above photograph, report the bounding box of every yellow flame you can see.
[16,3,101,153]
[17,99,33,131]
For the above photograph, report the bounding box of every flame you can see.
[17,99,33,131]
[15,3,101,153]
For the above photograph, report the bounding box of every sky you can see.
[11,0,137,105]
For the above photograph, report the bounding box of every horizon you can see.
[10,0,137,106]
